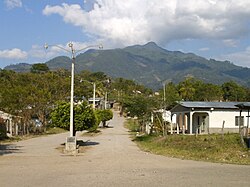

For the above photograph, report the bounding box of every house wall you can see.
[172,109,249,134]
[208,110,249,133]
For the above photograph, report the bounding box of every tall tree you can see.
[164,82,181,109]
[178,77,196,101]
[222,81,247,101]
[30,63,49,73]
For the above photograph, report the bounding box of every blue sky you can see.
[0,0,250,68]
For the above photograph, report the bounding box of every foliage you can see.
[0,70,70,134]
[125,119,140,133]
[122,95,158,133]
[50,101,97,133]
[222,81,248,101]
[134,133,250,165]
[0,123,7,140]
[160,77,249,102]
[163,82,181,109]
[0,67,249,137]
[45,127,68,134]
[178,76,196,101]
[30,63,49,73]
[95,109,113,127]
[123,95,157,119]
[0,69,150,135]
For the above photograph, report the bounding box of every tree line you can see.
[162,76,250,109]
[0,64,150,136]
[0,63,249,136]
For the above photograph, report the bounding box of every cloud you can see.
[220,47,250,67]
[0,48,27,60]
[42,0,250,47]
[4,0,22,9]
[199,47,210,51]
[223,39,238,48]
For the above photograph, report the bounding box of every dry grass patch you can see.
[134,134,250,165]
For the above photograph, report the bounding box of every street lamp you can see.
[80,79,96,109]
[45,42,102,151]
[80,78,110,110]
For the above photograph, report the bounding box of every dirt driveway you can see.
[0,111,249,187]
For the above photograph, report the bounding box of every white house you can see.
[170,102,250,134]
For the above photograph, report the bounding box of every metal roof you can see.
[177,101,250,109]
[235,103,250,109]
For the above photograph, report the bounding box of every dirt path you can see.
[0,111,249,187]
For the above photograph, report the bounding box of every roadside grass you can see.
[125,119,250,165]
[45,127,68,135]
[124,118,140,136]
[0,127,67,144]
[81,129,102,137]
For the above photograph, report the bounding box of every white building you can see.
[170,102,250,134]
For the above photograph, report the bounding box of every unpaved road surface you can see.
[1,111,250,187]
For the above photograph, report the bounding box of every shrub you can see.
[95,109,113,127]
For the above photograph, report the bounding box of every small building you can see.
[88,97,105,109]
[0,111,21,137]
[170,101,250,134]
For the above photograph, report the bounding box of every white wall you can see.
[209,110,249,129]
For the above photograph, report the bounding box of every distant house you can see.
[88,97,104,109]
[170,102,250,134]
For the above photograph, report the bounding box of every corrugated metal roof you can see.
[178,101,250,109]
[235,103,250,109]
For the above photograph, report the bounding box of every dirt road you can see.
[0,111,249,187]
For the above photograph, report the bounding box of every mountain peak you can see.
[143,41,159,48]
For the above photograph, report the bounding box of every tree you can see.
[30,63,49,73]
[95,109,113,127]
[178,77,196,101]
[164,82,181,109]
[222,81,247,101]
[193,82,223,101]
[50,101,97,135]
[123,95,157,132]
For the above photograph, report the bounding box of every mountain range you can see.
[4,42,250,89]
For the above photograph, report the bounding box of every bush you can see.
[0,119,7,140]
[0,128,7,140]
[95,109,113,127]
[50,101,97,134]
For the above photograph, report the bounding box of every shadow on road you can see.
[100,126,114,129]
[77,140,99,147]
[0,144,23,156]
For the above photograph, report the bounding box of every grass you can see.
[0,127,67,144]
[81,129,102,137]
[125,120,250,165]
[45,127,68,135]
[124,119,140,134]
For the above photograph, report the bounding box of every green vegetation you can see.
[0,128,7,140]
[160,77,250,109]
[95,109,113,127]
[50,101,97,135]
[45,127,68,134]
[125,119,140,133]
[0,64,249,139]
[126,120,250,165]
[0,68,149,137]
[30,63,49,73]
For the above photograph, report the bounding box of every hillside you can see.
[4,42,250,89]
